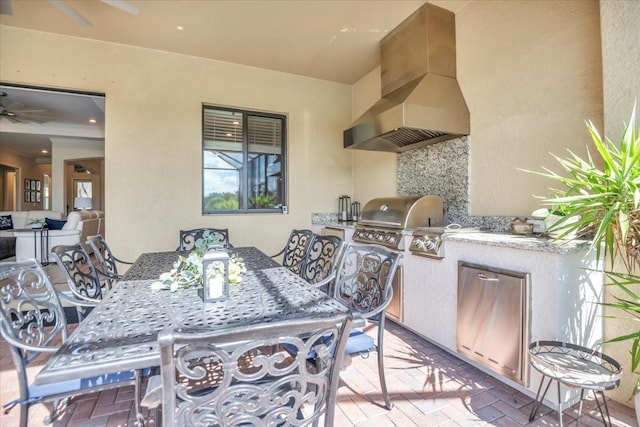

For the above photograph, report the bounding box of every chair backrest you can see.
[50,243,106,302]
[0,260,68,396]
[178,228,231,252]
[159,312,353,427]
[279,229,314,274]
[300,234,343,286]
[86,234,119,281]
[332,243,402,320]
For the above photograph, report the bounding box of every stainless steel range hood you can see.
[344,3,469,152]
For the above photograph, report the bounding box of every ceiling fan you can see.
[0,92,55,124]
[0,0,139,28]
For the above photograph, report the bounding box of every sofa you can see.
[0,210,104,262]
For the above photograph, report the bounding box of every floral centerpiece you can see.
[151,231,246,292]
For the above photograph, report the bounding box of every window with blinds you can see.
[202,105,286,213]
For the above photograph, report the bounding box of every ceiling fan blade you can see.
[0,0,13,16]
[101,0,139,16]
[49,0,92,28]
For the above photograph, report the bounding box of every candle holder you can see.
[202,247,229,302]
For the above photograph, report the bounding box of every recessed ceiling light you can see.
[177,25,184,31]
[41,149,48,154]
[89,118,96,123]
[226,133,233,137]
[233,121,239,125]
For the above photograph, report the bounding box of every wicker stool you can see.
[528,341,622,427]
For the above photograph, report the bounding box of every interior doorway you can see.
[0,164,18,211]
[65,158,103,215]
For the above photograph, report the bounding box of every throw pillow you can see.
[45,217,67,230]
[0,215,13,230]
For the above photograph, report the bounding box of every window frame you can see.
[202,104,287,215]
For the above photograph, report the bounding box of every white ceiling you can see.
[0,0,471,159]
[0,85,105,160]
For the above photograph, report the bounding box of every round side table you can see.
[528,340,622,427]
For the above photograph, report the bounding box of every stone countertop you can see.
[311,220,357,229]
[313,218,592,254]
[441,231,592,255]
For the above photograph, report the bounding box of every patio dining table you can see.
[34,247,349,386]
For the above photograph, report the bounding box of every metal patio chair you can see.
[331,242,402,410]
[0,260,143,427]
[151,312,353,426]
[177,228,232,251]
[50,243,108,321]
[271,228,314,275]
[299,233,344,291]
[86,234,133,282]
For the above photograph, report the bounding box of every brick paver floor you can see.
[1,321,637,426]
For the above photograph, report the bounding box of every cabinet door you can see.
[457,263,528,384]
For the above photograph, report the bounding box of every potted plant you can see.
[528,103,639,417]
[26,218,46,229]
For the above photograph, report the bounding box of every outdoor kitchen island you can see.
[312,220,604,408]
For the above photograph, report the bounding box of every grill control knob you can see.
[424,240,437,250]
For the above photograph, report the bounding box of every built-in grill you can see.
[353,195,445,250]
[410,225,483,259]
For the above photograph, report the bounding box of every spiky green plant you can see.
[526,103,640,397]
[526,103,640,272]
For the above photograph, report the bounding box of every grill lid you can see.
[359,195,445,229]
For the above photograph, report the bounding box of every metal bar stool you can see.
[528,340,622,426]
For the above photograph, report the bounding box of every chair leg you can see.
[377,317,393,410]
[19,403,28,427]
[134,370,144,426]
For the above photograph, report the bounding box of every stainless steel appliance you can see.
[409,225,481,259]
[353,195,445,250]
[343,3,469,152]
[353,195,445,322]
[457,261,530,386]
[386,266,403,322]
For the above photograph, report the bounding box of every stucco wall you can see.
[600,0,640,407]
[0,26,353,258]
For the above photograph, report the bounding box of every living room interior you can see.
[0,0,638,425]
[0,85,106,213]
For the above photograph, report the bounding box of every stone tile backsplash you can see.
[313,136,515,232]
[397,136,513,232]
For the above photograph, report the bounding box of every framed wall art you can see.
[36,180,41,191]
[25,191,31,202]
[25,179,31,190]
[36,192,41,203]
